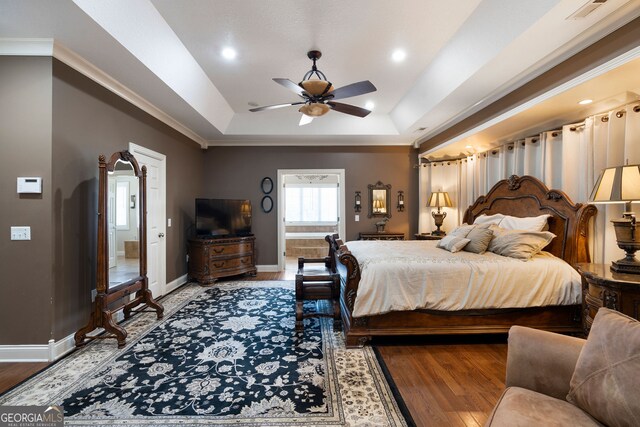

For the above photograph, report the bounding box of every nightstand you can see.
[576,263,640,336]
[414,233,444,240]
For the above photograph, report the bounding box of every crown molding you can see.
[0,38,207,149]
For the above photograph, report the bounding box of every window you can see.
[285,186,338,223]
[116,180,130,229]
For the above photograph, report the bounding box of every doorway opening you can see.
[277,169,346,272]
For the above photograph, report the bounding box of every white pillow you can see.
[473,214,505,226]
[436,235,471,253]
[449,224,476,238]
[499,214,551,232]
[487,225,555,260]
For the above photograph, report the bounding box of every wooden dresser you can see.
[576,263,640,336]
[358,232,405,241]
[188,235,257,284]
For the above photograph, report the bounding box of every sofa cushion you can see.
[567,308,640,427]
[486,387,603,427]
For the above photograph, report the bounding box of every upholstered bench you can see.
[486,308,640,426]
[295,255,340,330]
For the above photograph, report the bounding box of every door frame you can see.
[129,142,167,296]
[276,169,346,271]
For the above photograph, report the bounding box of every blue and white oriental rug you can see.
[0,281,412,426]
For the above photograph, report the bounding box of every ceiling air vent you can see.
[567,0,608,20]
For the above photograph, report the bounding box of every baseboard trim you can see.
[0,313,130,363]
[166,274,188,294]
[0,332,79,363]
[257,264,280,272]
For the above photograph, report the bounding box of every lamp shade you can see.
[299,103,330,117]
[590,164,640,204]
[427,191,452,208]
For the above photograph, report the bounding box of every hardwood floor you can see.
[0,362,49,395]
[0,270,508,427]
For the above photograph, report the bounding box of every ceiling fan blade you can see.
[249,101,304,112]
[299,114,314,126]
[328,80,376,100]
[328,102,372,118]
[273,78,308,97]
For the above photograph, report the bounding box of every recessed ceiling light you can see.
[221,47,237,60]
[578,99,593,105]
[365,101,375,110]
[465,145,473,149]
[391,49,406,62]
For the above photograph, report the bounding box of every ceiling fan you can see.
[249,50,377,126]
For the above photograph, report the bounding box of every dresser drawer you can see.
[208,242,253,258]
[210,255,253,271]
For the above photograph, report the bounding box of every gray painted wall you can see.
[51,60,205,341]
[0,57,54,344]
[0,56,205,345]
[202,146,419,265]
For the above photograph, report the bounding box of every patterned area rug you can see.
[0,281,411,426]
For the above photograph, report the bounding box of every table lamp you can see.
[589,164,640,274]
[428,191,452,236]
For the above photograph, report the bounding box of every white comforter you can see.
[347,240,582,317]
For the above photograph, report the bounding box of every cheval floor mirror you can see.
[75,150,164,348]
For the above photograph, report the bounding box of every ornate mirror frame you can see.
[368,181,392,219]
[75,150,164,348]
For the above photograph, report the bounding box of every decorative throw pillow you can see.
[567,308,640,427]
[499,214,552,232]
[487,227,555,260]
[449,224,476,238]
[462,227,494,254]
[473,213,505,226]
[436,235,470,253]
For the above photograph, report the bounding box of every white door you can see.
[130,143,166,297]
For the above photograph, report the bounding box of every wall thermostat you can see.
[17,177,42,194]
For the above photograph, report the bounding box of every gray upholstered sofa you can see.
[486,308,639,427]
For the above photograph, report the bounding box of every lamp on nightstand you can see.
[427,191,452,236]
[590,164,640,274]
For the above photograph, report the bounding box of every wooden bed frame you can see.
[329,175,597,348]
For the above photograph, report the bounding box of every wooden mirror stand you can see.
[75,151,164,348]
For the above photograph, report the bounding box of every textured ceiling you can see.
[1,0,639,148]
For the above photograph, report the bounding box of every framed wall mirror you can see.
[261,177,273,194]
[368,181,392,218]
[75,150,163,348]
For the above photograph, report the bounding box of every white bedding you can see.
[346,240,581,317]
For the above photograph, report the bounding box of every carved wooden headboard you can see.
[462,175,597,266]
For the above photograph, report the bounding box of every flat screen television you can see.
[195,198,252,238]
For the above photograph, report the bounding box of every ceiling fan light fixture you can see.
[299,103,330,117]
[300,80,333,96]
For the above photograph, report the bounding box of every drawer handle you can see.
[213,248,224,254]
[241,258,248,264]
[214,262,225,268]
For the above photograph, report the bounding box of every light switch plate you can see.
[167,218,172,227]
[355,215,360,222]
[11,226,31,240]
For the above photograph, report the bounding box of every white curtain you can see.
[419,104,640,264]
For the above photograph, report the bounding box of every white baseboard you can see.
[166,274,188,294]
[257,264,280,272]
[0,332,78,363]
[0,313,129,363]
